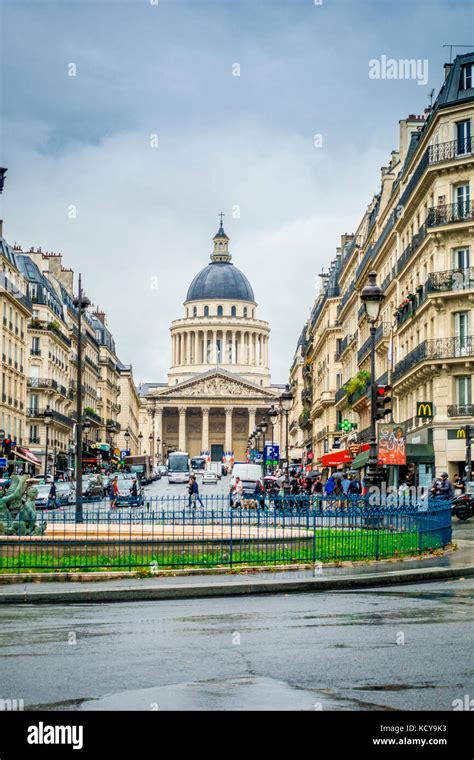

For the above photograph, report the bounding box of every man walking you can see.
[188,475,205,509]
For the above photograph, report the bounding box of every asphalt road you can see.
[1,577,472,711]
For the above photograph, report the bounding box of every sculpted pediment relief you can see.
[149,372,277,400]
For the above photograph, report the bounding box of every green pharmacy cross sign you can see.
[339,419,357,432]
[416,401,434,418]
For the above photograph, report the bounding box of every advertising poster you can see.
[378,422,406,465]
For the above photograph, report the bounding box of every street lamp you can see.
[279,384,293,480]
[138,432,143,455]
[360,270,385,490]
[156,435,161,463]
[43,406,53,479]
[149,432,154,464]
[260,417,268,472]
[268,405,279,473]
[73,275,91,523]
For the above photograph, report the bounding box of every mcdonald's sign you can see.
[416,401,434,418]
[448,428,467,440]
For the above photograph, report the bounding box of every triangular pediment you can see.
[147,369,278,400]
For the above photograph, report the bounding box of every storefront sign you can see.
[378,423,406,465]
[447,428,467,440]
[416,401,434,418]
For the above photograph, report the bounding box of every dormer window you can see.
[460,64,473,91]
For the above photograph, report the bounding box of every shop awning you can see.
[406,443,434,463]
[15,447,41,468]
[351,450,370,469]
[320,449,353,467]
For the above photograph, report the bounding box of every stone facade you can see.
[142,222,282,461]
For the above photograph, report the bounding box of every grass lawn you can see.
[0,528,446,573]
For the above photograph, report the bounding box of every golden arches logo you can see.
[456,429,466,439]
[417,402,433,417]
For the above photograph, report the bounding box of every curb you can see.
[0,563,472,604]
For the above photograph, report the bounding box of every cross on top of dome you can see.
[212,212,231,261]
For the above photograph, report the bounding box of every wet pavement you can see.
[0,519,472,599]
[0,576,472,711]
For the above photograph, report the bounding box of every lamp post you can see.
[138,432,143,455]
[360,270,385,490]
[259,417,268,473]
[124,429,130,461]
[279,384,293,480]
[149,433,154,465]
[73,274,91,523]
[156,435,161,464]
[268,405,279,473]
[162,441,167,464]
[43,406,53,479]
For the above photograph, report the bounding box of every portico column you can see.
[248,407,256,436]
[225,407,233,452]
[178,407,186,451]
[201,406,210,453]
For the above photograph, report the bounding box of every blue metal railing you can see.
[0,496,452,571]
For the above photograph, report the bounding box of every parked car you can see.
[34,484,60,510]
[202,471,218,485]
[157,465,168,476]
[115,476,144,507]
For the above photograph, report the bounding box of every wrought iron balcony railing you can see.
[335,386,347,404]
[429,137,472,163]
[396,222,427,276]
[357,322,391,363]
[427,201,474,228]
[393,337,474,382]
[447,404,474,417]
[427,267,474,294]
[335,332,357,360]
[0,273,32,312]
[336,282,356,317]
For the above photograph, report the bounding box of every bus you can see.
[190,455,207,476]
[168,451,190,484]
[123,455,153,484]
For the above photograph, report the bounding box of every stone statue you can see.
[0,477,47,536]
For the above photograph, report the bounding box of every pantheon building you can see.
[139,220,284,462]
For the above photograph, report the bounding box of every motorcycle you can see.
[451,492,474,521]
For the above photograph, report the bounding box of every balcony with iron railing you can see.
[336,283,356,318]
[27,377,68,397]
[335,332,357,360]
[301,388,313,405]
[427,267,474,294]
[0,273,32,312]
[427,201,474,228]
[357,322,391,363]
[447,404,474,418]
[393,337,474,383]
[28,319,71,347]
[335,386,347,404]
[26,407,75,428]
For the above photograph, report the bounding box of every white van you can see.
[230,463,263,491]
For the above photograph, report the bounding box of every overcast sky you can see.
[0,0,471,384]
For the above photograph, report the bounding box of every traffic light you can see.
[375,385,392,420]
